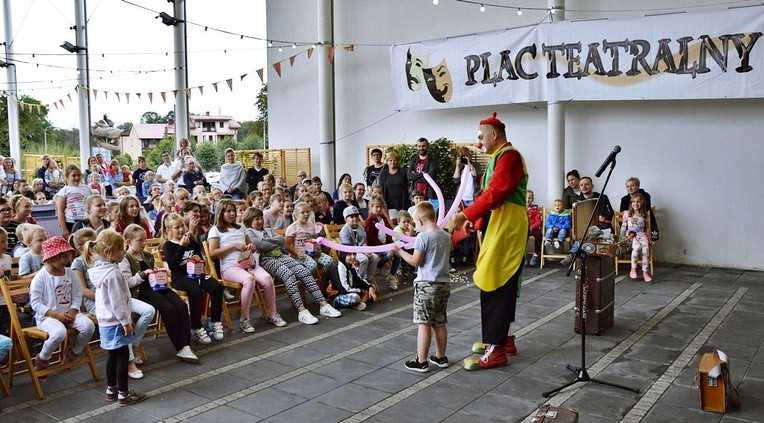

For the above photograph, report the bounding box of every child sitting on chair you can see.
[543,199,572,250]
[29,237,95,371]
[526,191,542,266]
[322,251,376,311]
[620,193,654,282]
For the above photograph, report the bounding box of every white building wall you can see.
[266,0,764,270]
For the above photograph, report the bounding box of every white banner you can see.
[391,6,764,110]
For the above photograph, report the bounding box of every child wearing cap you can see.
[322,251,375,311]
[339,206,378,289]
[29,236,96,372]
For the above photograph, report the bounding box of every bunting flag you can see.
[105,91,109,100]
[36,104,41,113]
[93,89,98,100]
[160,91,166,103]
[173,89,178,98]
[344,44,355,52]
[226,78,233,91]
[67,93,72,103]
[126,93,130,104]
[59,100,64,109]
[273,62,282,77]
[307,47,314,58]
[186,88,192,99]
[54,102,59,110]
[136,93,141,100]
[240,74,247,81]
[148,92,153,104]
[327,47,335,64]
[198,86,203,95]
[289,55,296,66]
[212,82,219,92]
[256,68,264,83]
[115,92,121,102]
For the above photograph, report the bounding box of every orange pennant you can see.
[273,62,282,77]
[289,55,296,66]
[327,47,335,64]
[160,92,167,103]
[256,69,264,83]
[307,47,314,58]
[148,92,153,104]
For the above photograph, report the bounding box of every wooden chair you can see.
[202,241,267,330]
[613,210,655,276]
[0,277,99,400]
[10,256,20,278]
[540,207,573,269]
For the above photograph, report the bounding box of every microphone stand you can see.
[542,158,639,398]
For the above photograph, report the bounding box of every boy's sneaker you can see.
[298,309,319,325]
[176,349,199,364]
[118,390,147,407]
[239,319,256,333]
[553,240,561,250]
[266,314,288,327]
[223,289,235,301]
[544,239,552,248]
[319,304,342,318]
[529,255,539,266]
[211,321,225,341]
[404,357,430,373]
[428,355,450,368]
[193,327,212,344]
[105,386,118,402]
[388,275,400,291]
[352,302,367,311]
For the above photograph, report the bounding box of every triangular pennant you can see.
[36,104,41,113]
[136,93,141,100]
[54,102,59,110]
[327,47,335,64]
[74,86,79,93]
[173,90,178,98]
[198,86,203,96]
[289,55,296,66]
[186,88,192,100]
[212,82,218,92]
[226,79,233,91]
[344,44,355,52]
[256,69,264,83]
[93,89,98,100]
[59,100,65,109]
[125,93,130,104]
[273,62,282,77]
[106,91,110,100]
[115,92,121,102]
[67,93,72,103]
[307,47,314,58]
[148,92,153,104]
[160,92,167,103]
[240,74,247,81]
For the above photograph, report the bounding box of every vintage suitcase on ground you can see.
[531,404,578,422]
[697,350,739,413]
[574,255,615,335]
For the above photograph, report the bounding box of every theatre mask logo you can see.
[405,48,453,103]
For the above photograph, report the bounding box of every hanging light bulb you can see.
[517,8,522,16]
[267,40,273,47]
[432,0,438,5]
[292,43,297,49]
[278,47,283,52]
[479,4,485,12]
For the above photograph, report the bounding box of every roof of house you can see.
[134,123,169,140]
[190,114,241,129]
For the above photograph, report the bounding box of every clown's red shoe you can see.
[471,335,517,356]
[464,344,508,370]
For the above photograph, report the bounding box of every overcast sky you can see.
[1,0,267,129]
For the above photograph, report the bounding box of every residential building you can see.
[190,112,241,144]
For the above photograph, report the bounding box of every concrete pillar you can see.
[546,0,565,204]
[317,0,336,187]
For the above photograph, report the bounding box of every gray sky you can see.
[1,0,267,129]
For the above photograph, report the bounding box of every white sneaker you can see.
[176,349,199,364]
[352,302,367,311]
[223,289,235,301]
[239,319,256,333]
[553,240,561,249]
[298,309,319,325]
[211,321,225,341]
[320,304,342,318]
[193,327,212,344]
[266,314,287,327]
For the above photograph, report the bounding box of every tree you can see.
[118,122,133,132]
[255,84,268,146]
[195,141,221,172]
[144,137,175,169]
[112,153,133,167]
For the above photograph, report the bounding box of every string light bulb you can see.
[292,43,297,49]
[278,47,283,52]
[267,40,273,47]
[433,0,438,5]
[517,8,522,16]
[480,4,485,12]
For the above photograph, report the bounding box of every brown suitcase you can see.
[531,404,578,422]
[574,255,614,335]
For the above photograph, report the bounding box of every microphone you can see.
[595,145,621,178]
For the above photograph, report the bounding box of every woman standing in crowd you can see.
[219,149,247,200]
[377,151,409,222]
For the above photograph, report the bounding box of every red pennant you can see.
[273,62,282,77]
[226,79,233,91]
[289,55,296,66]
[160,92,167,103]
[173,90,178,98]
[307,47,314,58]
[148,92,153,104]
[327,47,335,64]
[256,69,264,83]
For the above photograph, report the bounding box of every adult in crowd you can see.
[14,179,36,200]
[377,151,409,220]
[246,152,269,194]
[562,169,580,209]
[578,176,614,230]
[1,158,21,195]
[407,137,439,200]
[452,146,482,207]
[219,148,247,200]
[173,145,195,191]
[0,198,18,254]
[84,156,100,179]
[36,155,51,192]
[619,176,659,240]
[289,170,308,198]
[182,157,208,192]
[451,113,528,371]
[132,156,153,203]
[105,160,128,198]
[332,173,352,201]
[95,153,108,170]
[155,150,177,188]
[364,148,386,196]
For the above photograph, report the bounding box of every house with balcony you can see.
[119,122,174,158]
[189,112,241,144]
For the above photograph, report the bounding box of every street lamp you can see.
[43,126,53,154]
[60,41,86,53]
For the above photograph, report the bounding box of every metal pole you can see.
[173,0,190,148]
[2,0,20,161]
[44,126,49,153]
[546,0,565,205]
[317,0,336,188]
[74,0,91,170]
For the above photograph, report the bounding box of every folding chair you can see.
[613,210,655,276]
[0,277,99,400]
[539,207,573,269]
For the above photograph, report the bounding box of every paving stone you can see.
[457,392,539,421]
[185,404,259,423]
[375,397,466,423]
[228,387,306,420]
[183,372,255,400]
[354,367,424,394]
[565,386,639,421]
[643,401,724,423]
[313,357,380,383]
[130,388,209,419]
[228,358,291,383]
[78,405,161,423]
[314,382,390,413]
[266,398,353,422]
[273,371,345,400]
